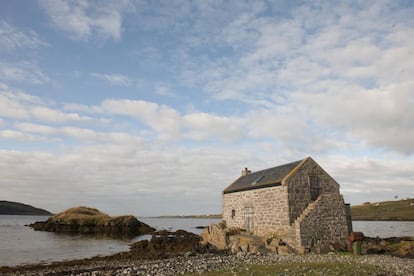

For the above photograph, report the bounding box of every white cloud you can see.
[2,0,414,216]
[0,91,32,119]
[0,61,50,84]
[0,21,48,52]
[0,130,40,142]
[0,144,250,215]
[320,155,414,205]
[101,99,182,140]
[183,112,243,141]
[63,103,104,114]
[0,90,108,124]
[38,0,132,41]
[15,122,143,145]
[0,82,8,90]
[30,106,98,123]
[178,0,414,155]
[90,73,131,86]
[2,140,413,215]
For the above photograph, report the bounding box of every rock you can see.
[329,241,348,252]
[128,230,206,259]
[240,243,249,253]
[195,226,207,229]
[237,234,267,254]
[201,223,285,255]
[277,245,291,255]
[348,232,365,242]
[265,237,281,253]
[184,251,195,258]
[360,236,414,258]
[28,206,155,238]
[200,222,229,250]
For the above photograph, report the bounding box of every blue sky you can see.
[1,0,413,216]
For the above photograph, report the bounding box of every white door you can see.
[244,207,254,233]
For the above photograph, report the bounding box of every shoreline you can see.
[1,252,414,275]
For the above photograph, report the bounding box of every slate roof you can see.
[223,159,304,194]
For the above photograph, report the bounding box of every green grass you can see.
[48,206,136,226]
[49,206,110,225]
[188,262,386,275]
[155,214,222,219]
[351,198,414,221]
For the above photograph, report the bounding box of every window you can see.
[251,175,264,185]
[309,175,320,200]
[231,209,236,219]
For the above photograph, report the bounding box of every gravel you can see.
[2,253,414,276]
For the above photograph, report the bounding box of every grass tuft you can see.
[189,262,386,276]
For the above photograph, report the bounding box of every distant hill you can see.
[351,198,414,221]
[155,214,222,219]
[0,201,52,216]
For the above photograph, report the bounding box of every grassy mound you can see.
[49,206,111,225]
[351,198,414,221]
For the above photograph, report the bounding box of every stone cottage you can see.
[222,157,352,253]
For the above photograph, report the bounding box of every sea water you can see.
[0,215,413,267]
[0,215,220,266]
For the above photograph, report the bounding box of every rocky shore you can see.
[1,252,413,275]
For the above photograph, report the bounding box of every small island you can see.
[0,201,52,216]
[29,206,155,238]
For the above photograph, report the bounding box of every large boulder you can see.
[200,221,229,250]
[28,206,154,238]
[200,222,277,254]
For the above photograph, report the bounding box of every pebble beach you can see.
[2,253,413,276]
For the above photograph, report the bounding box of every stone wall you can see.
[285,158,340,224]
[222,185,291,236]
[294,194,349,253]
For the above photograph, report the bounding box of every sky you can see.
[0,0,413,216]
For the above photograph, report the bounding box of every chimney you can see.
[242,167,251,176]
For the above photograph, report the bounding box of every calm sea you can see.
[0,215,220,267]
[0,215,413,267]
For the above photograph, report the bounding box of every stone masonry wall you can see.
[286,158,340,224]
[295,194,349,253]
[223,185,291,237]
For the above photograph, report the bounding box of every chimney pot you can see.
[242,167,251,176]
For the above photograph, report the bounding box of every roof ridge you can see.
[248,159,305,175]
[223,158,306,194]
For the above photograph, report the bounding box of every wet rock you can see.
[127,229,211,259]
[361,236,414,258]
